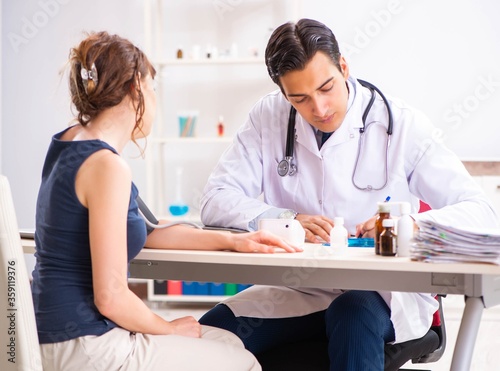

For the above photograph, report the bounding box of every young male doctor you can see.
[199,18,498,370]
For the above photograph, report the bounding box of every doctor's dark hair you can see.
[68,31,156,146]
[265,18,341,91]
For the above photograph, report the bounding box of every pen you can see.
[384,196,391,203]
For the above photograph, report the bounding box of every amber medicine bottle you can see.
[375,203,391,255]
[380,218,397,256]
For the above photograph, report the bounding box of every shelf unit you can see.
[156,58,264,66]
[147,280,226,304]
[143,0,301,217]
[142,0,301,302]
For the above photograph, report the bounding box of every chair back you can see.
[0,175,42,370]
[413,295,447,364]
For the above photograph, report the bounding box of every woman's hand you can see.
[230,230,303,253]
[169,316,202,338]
[295,214,334,243]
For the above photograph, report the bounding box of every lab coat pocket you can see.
[264,159,301,207]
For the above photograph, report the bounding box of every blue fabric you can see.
[199,304,327,354]
[200,290,394,371]
[326,290,395,371]
[32,127,147,344]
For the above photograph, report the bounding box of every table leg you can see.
[450,296,484,371]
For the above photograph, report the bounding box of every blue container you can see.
[323,238,374,248]
[169,203,189,216]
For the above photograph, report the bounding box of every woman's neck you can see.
[74,99,137,153]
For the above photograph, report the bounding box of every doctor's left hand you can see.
[295,214,334,243]
[355,216,377,238]
[231,230,303,253]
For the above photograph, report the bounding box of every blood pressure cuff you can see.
[136,196,159,235]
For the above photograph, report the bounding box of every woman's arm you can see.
[145,222,303,253]
[76,150,200,337]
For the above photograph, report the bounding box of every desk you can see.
[23,239,500,371]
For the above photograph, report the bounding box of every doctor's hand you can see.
[355,216,378,238]
[295,214,334,243]
[231,230,303,253]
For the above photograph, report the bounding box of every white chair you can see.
[0,175,42,370]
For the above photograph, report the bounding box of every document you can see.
[411,220,500,265]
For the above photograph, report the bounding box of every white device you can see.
[258,219,306,246]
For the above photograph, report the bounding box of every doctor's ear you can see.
[339,56,350,79]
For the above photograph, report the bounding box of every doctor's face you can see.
[279,51,349,133]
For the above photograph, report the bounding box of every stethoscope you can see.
[277,79,393,191]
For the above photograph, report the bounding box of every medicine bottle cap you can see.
[378,203,391,213]
[382,218,394,227]
[400,202,411,215]
[333,217,344,226]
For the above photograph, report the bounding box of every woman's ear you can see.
[129,73,143,99]
[130,72,143,93]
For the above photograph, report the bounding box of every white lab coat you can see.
[200,76,499,343]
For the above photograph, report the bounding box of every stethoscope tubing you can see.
[278,79,393,191]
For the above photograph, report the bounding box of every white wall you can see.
[1,0,147,228]
[299,0,500,160]
[2,0,500,228]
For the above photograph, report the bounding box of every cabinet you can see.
[142,0,302,218]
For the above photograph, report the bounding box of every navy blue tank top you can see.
[32,127,147,344]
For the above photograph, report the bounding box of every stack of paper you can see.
[411,220,500,264]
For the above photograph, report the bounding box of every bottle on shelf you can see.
[168,167,189,217]
[375,203,391,255]
[176,46,183,59]
[397,202,414,257]
[380,219,397,256]
[330,216,348,254]
[217,115,225,137]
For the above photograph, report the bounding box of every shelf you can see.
[155,58,264,67]
[150,137,233,144]
[148,294,228,303]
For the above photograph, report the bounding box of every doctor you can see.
[199,19,498,370]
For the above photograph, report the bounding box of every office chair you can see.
[0,175,43,371]
[256,295,446,371]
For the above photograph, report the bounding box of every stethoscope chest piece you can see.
[278,156,296,177]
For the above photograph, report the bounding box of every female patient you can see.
[31,31,301,371]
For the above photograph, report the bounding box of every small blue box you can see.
[323,238,374,248]
[348,238,375,247]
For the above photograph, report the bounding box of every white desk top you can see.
[135,243,500,276]
[22,239,500,276]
